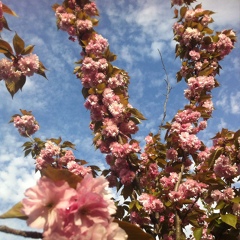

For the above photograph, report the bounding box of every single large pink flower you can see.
[22,177,76,236]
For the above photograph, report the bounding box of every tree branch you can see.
[174,162,185,240]
[0,225,42,239]
[158,49,172,138]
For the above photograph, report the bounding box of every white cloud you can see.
[230,92,240,114]
[217,118,227,130]
[216,92,228,111]
[200,0,240,30]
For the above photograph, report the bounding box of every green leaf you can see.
[193,227,203,240]
[52,3,60,12]
[0,39,14,54]
[0,202,27,220]
[231,196,240,203]
[221,214,237,228]
[61,141,76,149]
[215,200,225,210]
[5,75,26,98]
[24,148,32,157]
[208,147,223,167]
[21,45,35,55]
[48,137,62,145]
[121,185,133,200]
[20,109,33,115]
[41,165,83,189]
[128,108,146,120]
[13,33,25,55]
[2,16,11,31]
[2,3,18,16]
[180,6,187,18]
[199,67,214,76]
[36,61,47,79]
[114,220,154,240]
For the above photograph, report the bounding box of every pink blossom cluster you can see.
[85,33,109,57]
[182,27,202,46]
[216,32,235,59]
[173,4,236,83]
[160,172,179,190]
[185,8,212,26]
[0,2,3,31]
[18,54,40,77]
[105,141,141,185]
[232,203,240,217]
[76,19,93,32]
[83,2,98,16]
[211,187,235,202]
[80,57,108,88]
[13,115,39,137]
[22,175,127,239]
[0,54,40,82]
[0,58,21,82]
[195,147,211,172]
[169,109,203,153]
[55,2,98,37]
[130,211,150,226]
[185,76,215,100]
[138,135,163,189]
[168,179,208,202]
[213,154,238,179]
[35,141,91,177]
[139,193,165,214]
[55,6,76,35]
[57,0,141,186]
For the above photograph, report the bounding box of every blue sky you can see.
[0,0,239,239]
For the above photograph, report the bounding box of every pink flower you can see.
[216,33,234,57]
[76,19,93,32]
[232,203,240,216]
[83,2,98,16]
[148,163,159,179]
[0,58,21,82]
[102,118,119,137]
[189,50,200,60]
[86,34,109,57]
[14,115,39,137]
[67,161,92,177]
[66,175,116,229]
[160,172,179,190]
[211,188,235,202]
[119,169,135,185]
[214,155,238,179]
[59,150,76,165]
[130,211,150,226]
[119,120,139,135]
[18,54,39,77]
[145,135,154,144]
[178,132,201,153]
[182,27,202,46]
[22,177,76,236]
[108,74,125,88]
[57,11,76,33]
[0,2,3,30]
[108,101,124,117]
[139,193,165,214]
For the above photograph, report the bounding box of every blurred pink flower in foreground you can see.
[22,174,127,239]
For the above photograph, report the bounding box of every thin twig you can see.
[0,225,42,239]
[157,49,172,138]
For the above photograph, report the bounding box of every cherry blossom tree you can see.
[0,0,239,239]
